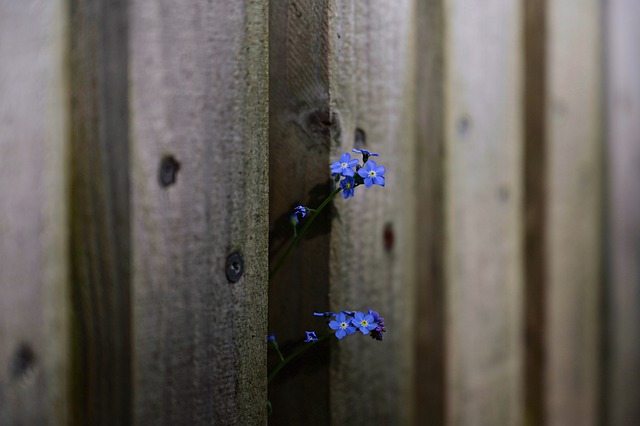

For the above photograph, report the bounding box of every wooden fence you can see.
[1,0,638,425]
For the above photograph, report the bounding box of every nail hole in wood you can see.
[158,155,180,187]
[9,343,35,381]
[383,222,394,252]
[457,116,471,137]
[355,128,366,150]
[226,252,244,283]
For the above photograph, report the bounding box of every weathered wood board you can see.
[129,1,269,424]
[545,1,603,424]
[444,1,524,424]
[329,1,417,424]
[0,1,70,424]
[605,0,640,424]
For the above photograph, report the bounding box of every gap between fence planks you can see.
[267,1,333,424]
[129,1,269,424]
[68,0,131,423]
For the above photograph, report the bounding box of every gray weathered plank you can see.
[444,0,524,424]
[129,1,269,424]
[267,1,334,424]
[545,1,603,424]
[605,0,640,424]
[0,1,70,424]
[67,0,131,423]
[329,1,417,424]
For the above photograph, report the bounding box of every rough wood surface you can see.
[545,1,603,425]
[329,1,417,424]
[415,0,446,423]
[0,1,70,424]
[68,0,131,423]
[129,1,268,424]
[268,1,333,424]
[604,0,640,424]
[444,1,524,424]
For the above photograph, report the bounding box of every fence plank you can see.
[605,1,640,424]
[129,1,268,424]
[0,1,70,424]
[415,0,446,423]
[545,1,603,425]
[328,1,417,424]
[67,0,131,423]
[267,1,333,424]
[444,1,524,424]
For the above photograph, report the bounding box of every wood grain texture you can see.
[444,1,524,424]
[0,1,70,424]
[545,1,603,425]
[415,0,446,423]
[268,1,333,424]
[129,1,268,424]
[329,1,417,424]
[604,1,640,424]
[68,0,131,423]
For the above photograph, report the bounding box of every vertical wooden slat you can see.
[0,1,70,424]
[129,1,268,424]
[268,1,333,424]
[523,0,548,424]
[415,0,446,423]
[605,0,640,424]
[444,1,524,424]
[329,1,417,424]
[68,0,130,423]
[545,0,603,424]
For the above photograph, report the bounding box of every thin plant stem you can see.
[268,333,331,383]
[269,187,341,282]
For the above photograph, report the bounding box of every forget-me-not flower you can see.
[352,148,379,163]
[330,153,359,177]
[329,312,357,339]
[304,331,318,343]
[357,160,386,188]
[339,176,355,199]
[351,311,377,335]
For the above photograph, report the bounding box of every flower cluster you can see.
[312,309,386,341]
[331,149,386,199]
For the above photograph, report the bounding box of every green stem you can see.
[269,187,341,282]
[268,333,331,383]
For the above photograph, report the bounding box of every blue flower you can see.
[368,310,386,341]
[267,333,277,342]
[294,205,308,218]
[304,331,318,343]
[330,153,359,177]
[313,311,336,318]
[351,311,377,335]
[357,160,386,188]
[339,176,356,199]
[329,312,357,339]
[352,148,379,163]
